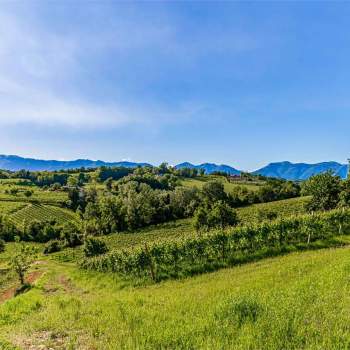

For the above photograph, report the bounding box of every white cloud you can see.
[0,7,202,128]
[0,4,263,128]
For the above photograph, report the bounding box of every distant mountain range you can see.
[253,161,348,180]
[0,155,348,180]
[175,162,241,175]
[0,155,151,172]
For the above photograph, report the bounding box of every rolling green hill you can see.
[2,246,350,349]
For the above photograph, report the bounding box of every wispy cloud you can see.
[0,3,263,129]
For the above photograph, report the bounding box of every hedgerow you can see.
[81,208,350,281]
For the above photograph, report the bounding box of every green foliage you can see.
[202,180,228,204]
[339,179,350,208]
[0,239,5,253]
[60,222,83,248]
[84,237,109,257]
[256,208,278,221]
[43,240,62,254]
[82,208,350,281]
[0,215,20,241]
[10,243,36,285]
[96,166,133,182]
[302,171,342,211]
[9,204,77,228]
[194,201,238,232]
[23,190,33,198]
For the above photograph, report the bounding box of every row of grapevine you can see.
[0,201,27,216]
[81,208,350,281]
[236,196,309,223]
[9,203,77,227]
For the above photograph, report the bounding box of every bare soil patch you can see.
[0,270,43,304]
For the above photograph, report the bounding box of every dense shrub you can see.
[193,201,238,231]
[0,239,5,253]
[60,222,83,247]
[44,240,62,254]
[84,237,109,257]
[0,215,20,241]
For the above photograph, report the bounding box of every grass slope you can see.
[2,246,350,349]
[181,176,263,192]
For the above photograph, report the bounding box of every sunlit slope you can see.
[2,246,350,349]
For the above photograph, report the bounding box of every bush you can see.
[60,222,83,248]
[44,240,62,254]
[24,190,33,198]
[256,209,278,221]
[0,239,5,253]
[193,201,238,231]
[84,237,108,257]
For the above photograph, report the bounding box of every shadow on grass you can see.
[14,283,32,297]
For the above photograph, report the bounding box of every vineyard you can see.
[0,201,27,215]
[237,196,309,223]
[8,203,78,227]
[51,195,311,263]
[82,208,350,281]
[181,176,263,192]
[102,196,310,250]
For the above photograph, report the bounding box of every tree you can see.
[9,188,18,195]
[104,177,113,191]
[24,190,33,198]
[339,179,350,208]
[10,244,36,286]
[302,171,342,211]
[202,180,227,204]
[0,239,5,253]
[207,201,238,229]
[193,206,209,232]
[84,237,108,257]
[67,176,79,187]
[193,202,238,232]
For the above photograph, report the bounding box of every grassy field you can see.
[2,245,350,349]
[181,176,263,192]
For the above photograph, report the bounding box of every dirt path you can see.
[0,270,43,304]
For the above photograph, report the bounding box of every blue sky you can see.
[1,1,350,170]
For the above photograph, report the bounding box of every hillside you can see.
[2,246,350,348]
[175,162,241,175]
[254,161,348,180]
